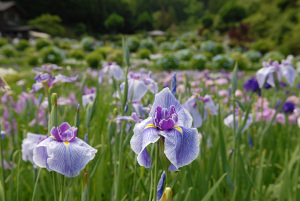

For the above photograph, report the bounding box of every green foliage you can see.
[104,13,125,33]
[107,49,123,65]
[220,3,247,24]
[229,52,250,70]
[75,23,87,37]
[81,37,95,52]
[212,54,234,69]
[190,54,207,70]
[262,51,285,61]
[0,38,8,47]
[152,9,173,30]
[137,48,151,59]
[184,0,204,23]
[36,39,51,51]
[175,49,193,61]
[202,14,214,29]
[156,53,180,70]
[15,39,30,51]
[27,55,39,66]
[139,38,156,53]
[172,41,186,50]
[40,46,64,64]
[159,42,173,51]
[244,50,262,63]
[95,46,114,59]
[251,39,275,54]
[28,14,65,36]
[126,37,140,52]
[200,41,224,55]
[68,49,85,60]
[0,45,16,57]
[85,51,103,68]
[137,12,152,30]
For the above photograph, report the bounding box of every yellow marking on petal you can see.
[173,127,183,135]
[64,142,69,147]
[50,136,56,140]
[144,124,157,129]
[135,79,139,82]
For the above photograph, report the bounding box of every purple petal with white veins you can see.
[52,74,78,85]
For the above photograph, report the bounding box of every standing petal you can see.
[280,65,296,87]
[256,67,275,88]
[160,127,200,170]
[131,79,149,102]
[183,96,203,128]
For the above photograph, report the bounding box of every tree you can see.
[137,12,152,30]
[104,13,125,33]
[28,14,65,36]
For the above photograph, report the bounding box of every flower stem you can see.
[52,172,57,201]
[153,142,159,201]
[0,125,6,201]
[32,168,42,201]
[115,122,125,201]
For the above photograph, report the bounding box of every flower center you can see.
[153,105,178,131]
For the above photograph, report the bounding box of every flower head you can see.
[22,133,46,167]
[243,77,260,94]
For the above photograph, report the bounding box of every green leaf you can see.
[122,38,130,67]
[231,63,238,96]
[201,173,227,201]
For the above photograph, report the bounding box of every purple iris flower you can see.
[276,101,295,114]
[183,94,218,128]
[256,58,296,88]
[115,112,143,123]
[130,88,200,171]
[243,77,260,94]
[98,62,123,83]
[34,64,62,73]
[82,86,96,107]
[31,73,78,93]
[33,122,97,177]
[1,131,5,140]
[22,133,46,167]
[224,114,253,133]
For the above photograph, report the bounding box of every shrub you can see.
[262,51,285,62]
[0,38,8,47]
[15,39,30,51]
[27,55,39,66]
[175,49,193,61]
[212,54,234,69]
[68,49,85,60]
[190,54,207,70]
[156,54,180,70]
[40,46,64,64]
[75,23,86,36]
[126,37,140,52]
[28,14,65,36]
[107,49,123,65]
[0,45,16,57]
[36,39,51,50]
[251,39,275,54]
[200,41,224,55]
[104,13,124,33]
[159,42,172,51]
[219,3,247,24]
[172,41,186,50]
[137,12,152,30]
[81,37,95,52]
[85,51,103,68]
[137,49,151,60]
[244,50,262,63]
[95,46,113,59]
[230,52,250,70]
[139,38,156,53]
[202,14,213,29]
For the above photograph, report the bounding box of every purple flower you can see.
[22,133,46,167]
[224,114,253,133]
[82,86,96,107]
[98,62,123,83]
[1,131,5,140]
[243,77,260,94]
[130,88,200,171]
[276,101,295,114]
[115,113,143,123]
[157,171,166,200]
[34,64,62,73]
[33,122,97,177]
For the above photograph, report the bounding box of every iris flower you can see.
[224,113,253,133]
[98,62,123,83]
[82,86,96,107]
[183,94,218,128]
[33,122,97,177]
[22,133,46,167]
[256,57,296,89]
[120,71,158,102]
[130,88,200,171]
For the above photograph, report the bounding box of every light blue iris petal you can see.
[157,171,166,200]
[130,117,160,168]
[183,96,203,128]
[204,95,219,115]
[110,65,123,81]
[281,65,296,87]
[160,127,200,170]
[149,88,193,128]
[131,79,149,102]
[256,67,275,88]
[22,133,45,167]
[33,138,97,177]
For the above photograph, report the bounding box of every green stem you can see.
[52,172,57,201]
[115,123,125,201]
[153,142,159,201]
[0,127,6,201]
[32,168,42,201]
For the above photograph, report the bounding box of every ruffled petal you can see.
[280,65,296,87]
[160,127,200,170]
[157,171,166,200]
[183,96,202,128]
[59,122,71,133]
[150,88,193,128]
[130,117,160,168]
[22,133,46,167]
[131,80,149,102]
[110,65,123,81]
[33,137,55,171]
[82,93,96,107]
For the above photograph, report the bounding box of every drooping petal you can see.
[52,74,78,85]
[33,138,97,177]
[30,83,44,93]
[157,171,166,200]
[183,96,203,128]
[130,117,160,168]
[22,133,46,167]
[82,93,96,107]
[150,88,193,128]
[160,127,200,170]
[203,95,219,115]
[110,64,123,81]
[131,79,149,102]
[256,67,275,88]
[280,65,296,87]
[224,114,253,133]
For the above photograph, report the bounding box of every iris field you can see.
[0,36,300,201]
